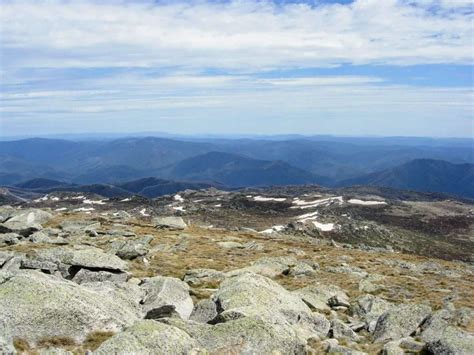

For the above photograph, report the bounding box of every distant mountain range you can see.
[338,159,474,198]
[0,136,472,198]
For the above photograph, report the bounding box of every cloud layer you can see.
[2,0,473,69]
[0,0,473,137]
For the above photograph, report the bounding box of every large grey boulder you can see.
[71,268,129,284]
[0,233,20,246]
[425,326,474,354]
[162,317,307,354]
[373,303,431,343]
[0,270,139,343]
[2,209,52,231]
[112,238,150,260]
[213,272,330,339]
[0,331,15,355]
[190,299,218,323]
[32,247,128,276]
[330,319,360,341]
[420,307,472,343]
[153,216,187,230]
[60,220,100,233]
[350,294,393,332]
[293,283,349,312]
[140,276,194,320]
[94,320,199,354]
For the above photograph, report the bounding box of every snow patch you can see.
[174,194,184,202]
[55,207,67,212]
[348,199,387,206]
[214,204,222,208]
[173,206,186,212]
[140,208,150,217]
[292,196,343,209]
[120,198,131,202]
[74,207,95,212]
[254,196,286,202]
[84,199,106,205]
[312,221,335,232]
[297,211,319,222]
[71,196,85,200]
[259,225,285,234]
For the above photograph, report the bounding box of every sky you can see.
[0,0,473,138]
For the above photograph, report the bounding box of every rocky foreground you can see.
[0,188,473,354]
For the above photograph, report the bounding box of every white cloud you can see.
[0,0,472,70]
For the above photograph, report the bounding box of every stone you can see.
[94,320,199,354]
[373,303,431,343]
[153,216,187,230]
[0,251,14,267]
[0,332,15,355]
[228,256,297,278]
[0,233,20,246]
[288,262,316,277]
[330,319,360,341]
[60,220,101,233]
[425,326,474,355]
[328,294,351,308]
[2,209,52,231]
[350,295,393,332]
[183,268,225,287]
[217,241,244,249]
[162,317,307,354]
[114,240,149,260]
[140,276,194,320]
[30,231,69,245]
[0,270,138,343]
[71,268,129,284]
[294,283,349,312]
[213,272,330,339]
[190,299,218,323]
[33,247,128,274]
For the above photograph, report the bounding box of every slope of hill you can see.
[338,159,474,198]
[168,151,330,187]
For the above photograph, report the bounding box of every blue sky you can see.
[0,0,473,138]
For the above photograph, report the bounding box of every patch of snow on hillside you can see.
[312,221,335,232]
[292,196,343,209]
[84,199,106,205]
[71,196,85,200]
[74,207,95,212]
[348,199,386,206]
[55,207,67,211]
[34,195,49,202]
[140,208,150,216]
[254,196,286,202]
[174,194,184,202]
[259,225,285,234]
[297,211,319,222]
[173,206,186,212]
[214,204,222,207]
[120,198,131,202]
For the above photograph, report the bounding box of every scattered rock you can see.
[153,216,187,230]
[94,320,199,354]
[350,294,393,332]
[373,303,431,343]
[330,319,360,341]
[0,270,138,343]
[140,276,194,320]
[294,283,348,312]
[183,268,225,287]
[2,209,52,231]
[162,317,307,354]
[190,299,218,323]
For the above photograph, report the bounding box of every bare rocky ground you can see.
[0,186,473,354]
